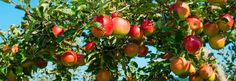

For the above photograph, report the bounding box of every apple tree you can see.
[0,0,236,81]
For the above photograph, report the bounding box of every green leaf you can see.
[130,61,138,68]
[91,22,103,31]
[56,36,65,42]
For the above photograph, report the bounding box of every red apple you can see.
[96,69,111,81]
[54,54,61,63]
[124,43,139,57]
[112,17,131,35]
[209,35,226,50]
[199,64,214,79]
[7,70,17,81]
[61,50,78,66]
[85,41,96,52]
[161,53,173,59]
[170,57,189,75]
[218,14,234,31]
[91,16,113,37]
[11,45,19,55]
[52,25,64,37]
[170,2,190,20]
[2,45,8,51]
[203,22,219,37]
[35,59,47,69]
[183,35,202,54]
[187,16,202,31]
[141,20,155,35]
[130,25,144,40]
[111,12,119,18]
[138,46,148,57]
[77,54,85,66]
[189,74,204,81]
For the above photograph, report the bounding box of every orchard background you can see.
[0,0,236,81]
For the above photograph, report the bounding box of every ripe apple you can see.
[35,59,48,69]
[209,35,226,50]
[138,46,148,57]
[141,20,155,35]
[170,57,189,75]
[161,53,173,59]
[85,41,96,52]
[208,72,216,81]
[7,70,17,81]
[218,14,234,31]
[111,12,119,18]
[77,54,85,66]
[183,35,202,54]
[52,25,64,37]
[189,74,204,81]
[187,16,202,31]
[170,2,190,20]
[203,22,219,37]
[199,64,214,79]
[112,17,131,35]
[96,69,111,81]
[91,16,113,37]
[2,45,8,51]
[207,0,227,3]
[130,25,144,40]
[11,45,19,54]
[188,63,196,75]
[61,50,78,66]
[124,43,139,57]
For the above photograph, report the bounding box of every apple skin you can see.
[199,64,214,79]
[61,50,78,66]
[189,74,204,81]
[111,12,119,18]
[141,20,155,35]
[218,14,234,31]
[170,57,189,75]
[11,45,19,55]
[208,72,216,81]
[2,45,8,51]
[170,2,190,20]
[183,35,202,54]
[130,25,144,40]
[52,25,64,37]
[77,54,85,66]
[138,46,148,57]
[209,35,226,50]
[112,17,131,35]
[187,17,202,31]
[96,69,111,81]
[35,59,48,69]
[124,43,139,57]
[91,16,113,37]
[85,41,96,52]
[203,22,219,37]
[7,70,17,81]
[188,63,196,75]
[161,53,173,59]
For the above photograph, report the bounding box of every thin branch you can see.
[111,5,130,13]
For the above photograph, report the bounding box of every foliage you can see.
[0,0,236,81]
